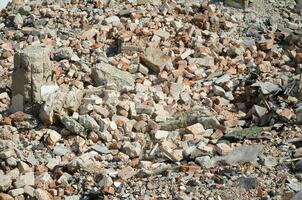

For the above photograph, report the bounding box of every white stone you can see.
[14,172,35,188]
[9,188,24,197]
[0,174,12,191]
[104,16,120,27]
[155,130,170,141]
[34,189,52,200]
[78,114,100,131]
[41,84,59,101]
[24,185,35,197]
[0,0,11,10]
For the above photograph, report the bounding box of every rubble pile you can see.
[0,0,301,199]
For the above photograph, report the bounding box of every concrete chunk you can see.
[92,62,135,90]
[0,175,12,192]
[11,45,55,113]
[140,47,171,73]
[60,116,85,134]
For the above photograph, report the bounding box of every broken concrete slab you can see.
[92,62,135,90]
[140,47,171,73]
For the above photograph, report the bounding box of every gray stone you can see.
[64,195,81,200]
[160,141,183,162]
[224,0,249,8]
[287,178,302,192]
[98,131,112,142]
[264,156,277,167]
[10,94,23,113]
[188,56,214,67]
[34,188,52,200]
[19,6,31,15]
[91,144,111,154]
[24,185,35,197]
[0,140,15,151]
[60,116,85,134]
[63,87,84,112]
[14,172,35,188]
[7,169,19,181]
[40,85,59,100]
[170,81,183,101]
[8,188,24,197]
[118,9,134,16]
[0,149,15,159]
[123,141,141,158]
[296,106,302,124]
[98,175,113,187]
[138,64,149,75]
[78,114,99,131]
[92,62,135,90]
[140,47,171,73]
[154,29,170,40]
[46,158,60,170]
[154,130,169,141]
[53,145,70,156]
[226,46,245,57]
[215,74,231,85]
[54,47,74,61]
[159,106,223,131]
[119,43,143,55]
[6,157,17,166]
[0,175,12,191]
[67,152,97,172]
[241,39,256,49]
[136,104,154,115]
[154,91,166,101]
[247,105,268,118]
[39,90,65,125]
[252,81,281,95]
[292,189,302,200]
[236,177,259,191]
[195,156,217,169]
[8,13,23,29]
[171,21,183,31]
[137,0,160,5]
[104,16,120,27]
[40,86,83,125]
[26,155,38,166]
[11,45,54,112]
[213,85,225,97]
[128,64,139,73]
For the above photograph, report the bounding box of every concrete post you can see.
[11,45,55,113]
